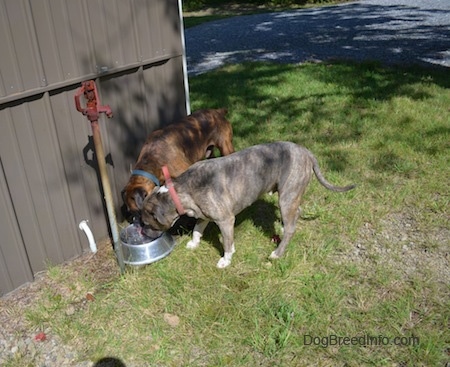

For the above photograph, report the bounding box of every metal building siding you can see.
[0,106,51,272]
[0,0,43,95]
[1,0,184,102]
[0,97,83,272]
[0,0,188,296]
[0,159,34,292]
[49,90,110,243]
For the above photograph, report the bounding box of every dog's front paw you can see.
[186,240,199,249]
[216,257,231,268]
[269,250,280,259]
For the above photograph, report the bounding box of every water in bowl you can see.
[120,224,155,245]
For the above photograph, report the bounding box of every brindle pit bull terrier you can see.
[122,108,234,220]
[141,141,355,268]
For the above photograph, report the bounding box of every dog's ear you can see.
[154,199,177,228]
[133,188,147,210]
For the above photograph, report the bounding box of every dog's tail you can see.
[311,154,356,192]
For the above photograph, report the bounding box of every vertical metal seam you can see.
[24,96,65,262]
[39,0,65,85]
[0,1,23,93]
[64,1,81,78]
[43,91,83,256]
[110,0,122,67]
[42,0,64,82]
[0,152,34,286]
[57,0,74,80]
[99,0,112,73]
[130,0,143,62]
[24,0,48,87]
[7,104,47,265]
[81,0,97,74]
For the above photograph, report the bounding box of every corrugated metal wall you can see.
[0,0,189,296]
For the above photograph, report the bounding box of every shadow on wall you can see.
[68,0,188,225]
[74,64,187,227]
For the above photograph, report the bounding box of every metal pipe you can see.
[79,220,97,253]
[75,81,125,274]
[90,119,125,272]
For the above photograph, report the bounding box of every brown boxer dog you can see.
[123,108,234,220]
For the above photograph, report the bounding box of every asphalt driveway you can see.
[185,0,450,75]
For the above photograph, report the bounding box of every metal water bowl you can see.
[120,224,175,266]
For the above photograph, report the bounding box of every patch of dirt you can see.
[337,208,450,285]
[1,238,118,330]
[0,238,119,366]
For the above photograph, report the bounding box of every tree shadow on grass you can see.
[189,61,449,179]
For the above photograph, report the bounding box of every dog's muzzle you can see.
[142,226,164,240]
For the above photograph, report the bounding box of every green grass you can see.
[13,61,450,366]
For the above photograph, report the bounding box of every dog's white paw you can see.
[269,251,280,259]
[186,240,199,249]
[187,230,203,249]
[217,257,231,268]
[217,250,234,268]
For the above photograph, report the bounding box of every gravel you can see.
[0,329,91,367]
[185,0,450,75]
[1,1,449,365]
[0,277,92,367]
[0,243,118,367]
[335,210,450,285]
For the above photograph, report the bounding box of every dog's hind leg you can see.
[187,219,209,249]
[215,217,236,268]
[270,192,302,259]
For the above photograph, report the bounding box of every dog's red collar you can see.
[162,166,185,215]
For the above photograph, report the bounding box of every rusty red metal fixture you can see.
[75,80,113,121]
[74,80,125,273]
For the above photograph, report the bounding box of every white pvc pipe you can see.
[78,220,97,253]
